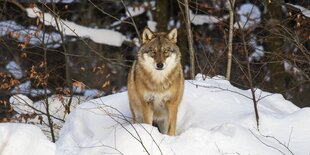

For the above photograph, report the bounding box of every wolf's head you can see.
[138,27,181,72]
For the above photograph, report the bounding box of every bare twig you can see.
[249,130,288,155]
[250,129,295,155]
[51,3,74,114]
[41,4,56,142]
[53,11,71,86]
[78,143,125,155]
[235,4,260,129]
[187,80,255,100]
[120,0,141,40]
[6,0,26,11]
[13,95,65,122]
[88,0,133,26]
[215,143,241,155]
[84,99,165,155]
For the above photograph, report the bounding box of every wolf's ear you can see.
[142,27,155,44]
[167,28,177,43]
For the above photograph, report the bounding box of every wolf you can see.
[127,27,184,136]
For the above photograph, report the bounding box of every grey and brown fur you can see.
[127,27,184,136]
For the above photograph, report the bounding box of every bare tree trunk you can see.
[184,0,195,79]
[226,0,235,81]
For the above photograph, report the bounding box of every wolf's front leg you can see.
[167,104,178,136]
[142,103,153,125]
[129,103,137,123]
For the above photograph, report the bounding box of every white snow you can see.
[83,89,105,99]
[284,60,302,76]
[72,84,105,99]
[10,81,52,97]
[10,81,31,95]
[287,3,310,18]
[9,94,86,139]
[111,1,156,29]
[30,89,52,97]
[9,94,34,114]
[126,6,145,17]
[2,75,310,155]
[168,18,181,30]
[234,3,261,29]
[0,123,55,155]
[190,10,229,25]
[5,61,23,79]
[26,7,126,47]
[249,35,264,62]
[147,20,157,32]
[55,75,309,155]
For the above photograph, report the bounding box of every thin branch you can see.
[235,7,260,129]
[78,143,125,155]
[6,0,26,11]
[84,99,165,155]
[88,0,133,26]
[41,5,56,142]
[187,80,254,100]
[120,0,141,40]
[252,129,295,155]
[249,130,288,155]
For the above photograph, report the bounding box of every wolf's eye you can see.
[163,48,171,56]
[163,51,170,57]
[149,51,156,57]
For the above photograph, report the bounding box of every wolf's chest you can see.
[144,91,171,108]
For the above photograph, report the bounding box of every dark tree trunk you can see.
[155,0,169,31]
[264,0,289,92]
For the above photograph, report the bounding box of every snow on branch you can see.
[26,7,127,47]
[0,20,61,48]
[286,3,310,18]
[234,3,261,29]
[189,10,229,25]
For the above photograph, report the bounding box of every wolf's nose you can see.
[156,63,164,69]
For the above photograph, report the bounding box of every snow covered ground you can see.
[1,75,310,155]
[0,123,55,155]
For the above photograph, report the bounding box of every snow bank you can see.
[55,75,310,155]
[2,75,310,155]
[0,123,55,155]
